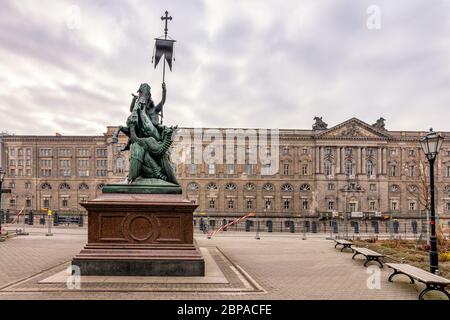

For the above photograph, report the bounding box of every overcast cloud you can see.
[0,0,450,135]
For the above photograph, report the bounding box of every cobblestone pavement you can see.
[0,228,437,300]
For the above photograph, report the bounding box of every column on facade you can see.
[361,147,366,175]
[319,147,323,173]
[336,147,340,174]
[356,147,360,174]
[382,147,387,175]
[377,147,382,174]
[340,147,345,173]
[315,147,320,174]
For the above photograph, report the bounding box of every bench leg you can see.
[418,284,450,300]
[334,243,339,248]
[352,252,361,260]
[363,257,383,268]
[388,270,414,284]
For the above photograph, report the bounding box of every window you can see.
[116,157,124,173]
[9,182,15,189]
[348,203,357,212]
[302,200,309,210]
[325,147,332,155]
[189,164,196,174]
[10,148,15,156]
[25,182,31,189]
[41,183,52,190]
[283,146,289,155]
[302,164,308,175]
[18,159,23,166]
[328,201,335,210]
[244,183,255,191]
[208,163,215,175]
[408,165,415,177]
[390,164,397,177]
[26,159,31,166]
[409,149,415,156]
[96,170,107,177]
[43,199,50,208]
[328,183,335,191]
[209,199,215,209]
[446,166,450,177]
[79,183,89,191]
[60,169,70,177]
[246,164,253,176]
[18,148,23,156]
[262,163,271,175]
[369,201,376,211]
[79,170,89,177]
[324,160,332,176]
[9,198,16,207]
[225,183,237,191]
[40,159,52,167]
[39,148,52,156]
[408,185,418,192]
[96,149,107,157]
[409,202,416,211]
[227,199,234,209]
[62,198,69,207]
[262,183,274,191]
[187,182,199,191]
[97,160,107,167]
[97,184,105,191]
[370,184,377,191]
[26,199,32,208]
[26,169,31,176]
[59,149,71,156]
[78,149,89,156]
[366,160,374,176]
[60,183,71,190]
[40,169,51,177]
[246,199,253,209]
[265,199,272,209]
[300,184,311,191]
[390,185,400,192]
[345,148,353,156]
[390,148,397,156]
[283,199,290,209]
[391,201,398,211]
[345,161,353,176]
[59,159,70,167]
[303,148,309,155]
[227,164,234,174]
[283,164,290,175]
[367,148,374,156]
[206,182,218,190]
[281,183,293,192]
[26,148,31,156]
[78,160,89,167]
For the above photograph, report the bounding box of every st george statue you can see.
[112,82,178,185]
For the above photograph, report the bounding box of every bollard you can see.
[267,220,273,233]
[28,211,34,225]
[289,221,295,233]
[78,214,84,227]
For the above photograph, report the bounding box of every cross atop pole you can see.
[161,11,172,40]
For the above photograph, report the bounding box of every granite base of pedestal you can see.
[72,193,204,276]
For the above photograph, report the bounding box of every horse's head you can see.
[137,83,152,107]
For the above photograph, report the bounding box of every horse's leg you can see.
[112,126,124,143]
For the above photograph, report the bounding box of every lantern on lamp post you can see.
[420,128,444,274]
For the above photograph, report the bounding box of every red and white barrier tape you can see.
[207,212,256,237]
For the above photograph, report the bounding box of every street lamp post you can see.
[420,128,444,274]
[0,169,5,234]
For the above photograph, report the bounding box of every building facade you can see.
[1,118,450,228]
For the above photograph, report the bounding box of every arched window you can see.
[324,160,332,176]
[244,183,256,191]
[97,184,104,191]
[187,182,199,191]
[79,183,89,191]
[262,183,274,191]
[225,183,237,191]
[206,182,218,191]
[408,185,418,193]
[345,160,353,176]
[59,183,70,190]
[300,184,311,191]
[116,157,124,173]
[390,184,400,192]
[366,160,374,176]
[41,182,52,190]
[281,183,293,192]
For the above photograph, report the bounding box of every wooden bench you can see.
[386,263,450,300]
[351,247,385,268]
[334,239,354,252]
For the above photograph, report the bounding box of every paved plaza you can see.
[0,226,439,300]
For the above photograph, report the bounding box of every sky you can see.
[1,0,450,135]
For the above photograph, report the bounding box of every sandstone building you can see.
[1,118,450,229]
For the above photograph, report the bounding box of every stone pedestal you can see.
[72,193,204,276]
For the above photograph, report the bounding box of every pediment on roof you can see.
[315,118,392,140]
